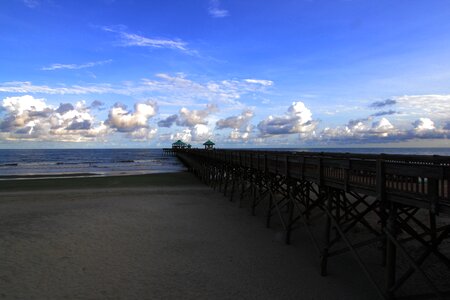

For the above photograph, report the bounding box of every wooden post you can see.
[386,201,398,300]
[376,157,387,266]
[321,187,332,276]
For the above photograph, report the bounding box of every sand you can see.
[0,172,379,299]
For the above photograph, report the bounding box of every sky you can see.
[1,0,450,149]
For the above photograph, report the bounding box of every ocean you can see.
[0,148,186,179]
[0,147,449,179]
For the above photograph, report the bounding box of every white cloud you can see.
[216,109,253,133]
[191,124,212,141]
[2,95,48,115]
[228,126,252,142]
[0,81,118,95]
[102,26,191,53]
[127,128,158,141]
[413,117,435,131]
[244,79,273,86]
[208,0,229,18]
[0,74,272,104]
[320,117,398,142]
[371,117,395,137]
[257,101,317,136]
[176,104,218,127]
[318,116,450,144]
[42,60,112,71]
[395,94,450,120]
[142,73,270,105]
[168,125,212,143]
[170,128,192,143]
[0,95,110,142]
[107,101,157,132]
[23,0,39,8]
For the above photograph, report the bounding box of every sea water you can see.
[0,148,186,178]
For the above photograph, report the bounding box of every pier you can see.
[175,149,450,300]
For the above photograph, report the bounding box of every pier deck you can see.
[176,149,450,300]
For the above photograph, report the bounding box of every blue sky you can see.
[1,0,450,148]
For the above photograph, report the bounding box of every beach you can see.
[0,172,378,299]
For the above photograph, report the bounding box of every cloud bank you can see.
[0,95,110,142]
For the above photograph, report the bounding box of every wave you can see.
[0,163,18,167]
[115,160,135,163]
[0,148,186,176]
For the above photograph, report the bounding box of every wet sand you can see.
[0,172,378,299]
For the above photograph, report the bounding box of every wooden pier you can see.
[175,149,450,300]
[162,148,176,155]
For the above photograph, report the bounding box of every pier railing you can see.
[176,149,450,300]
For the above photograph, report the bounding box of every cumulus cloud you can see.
[192,124,212,141]
[157,103,218,144]
[127,128,158,141]
[167,124,212,143]
[107,101,157,132]
[56,103,75,114]
[170,128,192,143]
[320,117,399,143]
[208,0,229,18]
[413,118,435,131]
[371,118,395,137]
[216,109,254,142]
[319,115,450,144]
[228,125,253,141]
[347,117,371,128]
[157,114,178,127]
[0,95,110,142]
[90,100,105,110]
[257,102,317,136]
[176,104,217,127]
[2,94,48,115]
[216,109,253,129]
[369,99,396,108]
[444,122,450,130]
[66,120,92,131]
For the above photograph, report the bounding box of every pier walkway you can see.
[176,149,450,300]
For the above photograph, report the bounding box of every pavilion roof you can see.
[172,140,187,146]
[203,140,215,145]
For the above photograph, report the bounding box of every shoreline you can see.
[0,169,184,181]
[0,171,196,192]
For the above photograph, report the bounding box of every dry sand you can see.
[0,172,379,299]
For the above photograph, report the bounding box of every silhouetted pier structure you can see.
[175,149,450,300]
[162,148,176,155]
